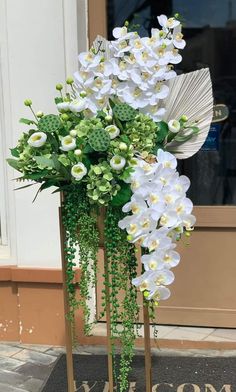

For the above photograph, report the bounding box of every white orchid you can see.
[147,286,171,301]
[157,15,180,30]
[142,228,172,252]
[69,98,86,113]
[157,149,177,169]
[28,132,47,148]
[60,136,76,152]
[71,163,87,181]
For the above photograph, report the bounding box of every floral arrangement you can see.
[8,14,209,391]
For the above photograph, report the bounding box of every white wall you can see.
[0,0,88,267]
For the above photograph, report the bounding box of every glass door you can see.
[93,0,236,327]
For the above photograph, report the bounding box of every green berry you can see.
[56,83,63,91]
[66,77,74,85]
[24,99,32,107]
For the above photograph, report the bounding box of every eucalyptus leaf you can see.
[10,147,20,158]
[7,158,20,170]
[156,121,169,143]
[20,118,37,126]
[34,156,56,169]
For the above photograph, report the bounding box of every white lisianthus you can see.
[110,155,126,171]
[57,101,70,112]
[60,136,76,151]
[28,132,47,148]
[71,163,87,181]
[168,119,181,133]
[69,98,86,113]
[105,125,120,139]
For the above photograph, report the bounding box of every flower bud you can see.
[36,111,44,118]
[56,84,63,91]
[61,113,69,121]
[70,129,77,137]
[119,142,128,151]
[66,77,74,85]
[80,91,87,98]
[105,115,113,123]
[74,149,82,156]
[24,99,32,107]
[180,115,188,122]
[143,291,149,298]
[124,20,129,27]
[127,234,133,241]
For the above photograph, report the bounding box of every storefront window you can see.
[107,0,236,205]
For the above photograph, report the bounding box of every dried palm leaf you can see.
[164,68,213,159]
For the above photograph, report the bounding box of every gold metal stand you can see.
[143,300,152,392]
[59,206,76,392]
[104,249,114,391]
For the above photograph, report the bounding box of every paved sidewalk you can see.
[1,338,236,391]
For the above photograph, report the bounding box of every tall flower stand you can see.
[59,204,153,392]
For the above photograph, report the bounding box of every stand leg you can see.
[104,250,114,391]
[59,207,75,392]
[143,300,152,392]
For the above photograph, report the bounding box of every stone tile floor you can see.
[1,325,236,391]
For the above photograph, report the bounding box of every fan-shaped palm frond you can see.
[164,68,213,159]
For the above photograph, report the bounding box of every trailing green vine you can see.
[62,185,99,335]
[104,206,139,392]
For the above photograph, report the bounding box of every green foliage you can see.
[111,183,132,207]
[88,128,110,152]
[104,206,139,392]
[7,158,20,170]
[62,186,99,335]
[156,121,169,143]
[113,103,137,122]
[75,117,103,138]
[87,161,120,205]
[20,118,37,126]
[125,113,158,153]
[38,114,62,133]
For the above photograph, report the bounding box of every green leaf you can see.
[51,154,62,171]
[23,170,49,180]
[14,183,36,191]
[54,97,63,104]
[156,121,169,143]
[20,118,37,126]
[7,158,20,170]
[10,147,20,158]
[111,183,132,207]
[120,135,131,145]
[34,156,56,168]
[83,144,94,154]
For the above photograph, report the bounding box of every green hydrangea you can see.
[87,161,120,205]
[125,114,157,153]
[75,118,103,138]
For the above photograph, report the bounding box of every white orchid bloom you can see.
[182,214,196,231]
[69,98,86,113]
[153,166,175,187]
[112,26,136,40]
[78,51,102,69]
[147,285,171,301]
[163,249,180,268]
[132,271,157,292]
[28,132,47,148]
[157,15,180,30]
[163,187,180,205]
[71,163,87,181]
[173,26,186,49]
[122,195,147,215]
[110,39,131,57]
[142,228,172,252]
[168,119,181,133]
[159,210,179,228]
[157,149,177,169]
[60,136,76,151]
[110,155,126,171]
[141,105,166,122]
[85,77,112,98]
[121,83,149,109]
[105,125,120,139]
[171,173,190,194]
[169,49,182,64]
[174,197,193,216]
[138,211,157,234]
[151,268,175,286]
[148,82,169,103]
[134,50,157,68]
[142,252,166,271]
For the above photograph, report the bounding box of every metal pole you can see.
[59,204,75,392]
[143,301,152,392]
[104,249,114,391]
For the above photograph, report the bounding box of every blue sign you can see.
[201,123,220,151]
